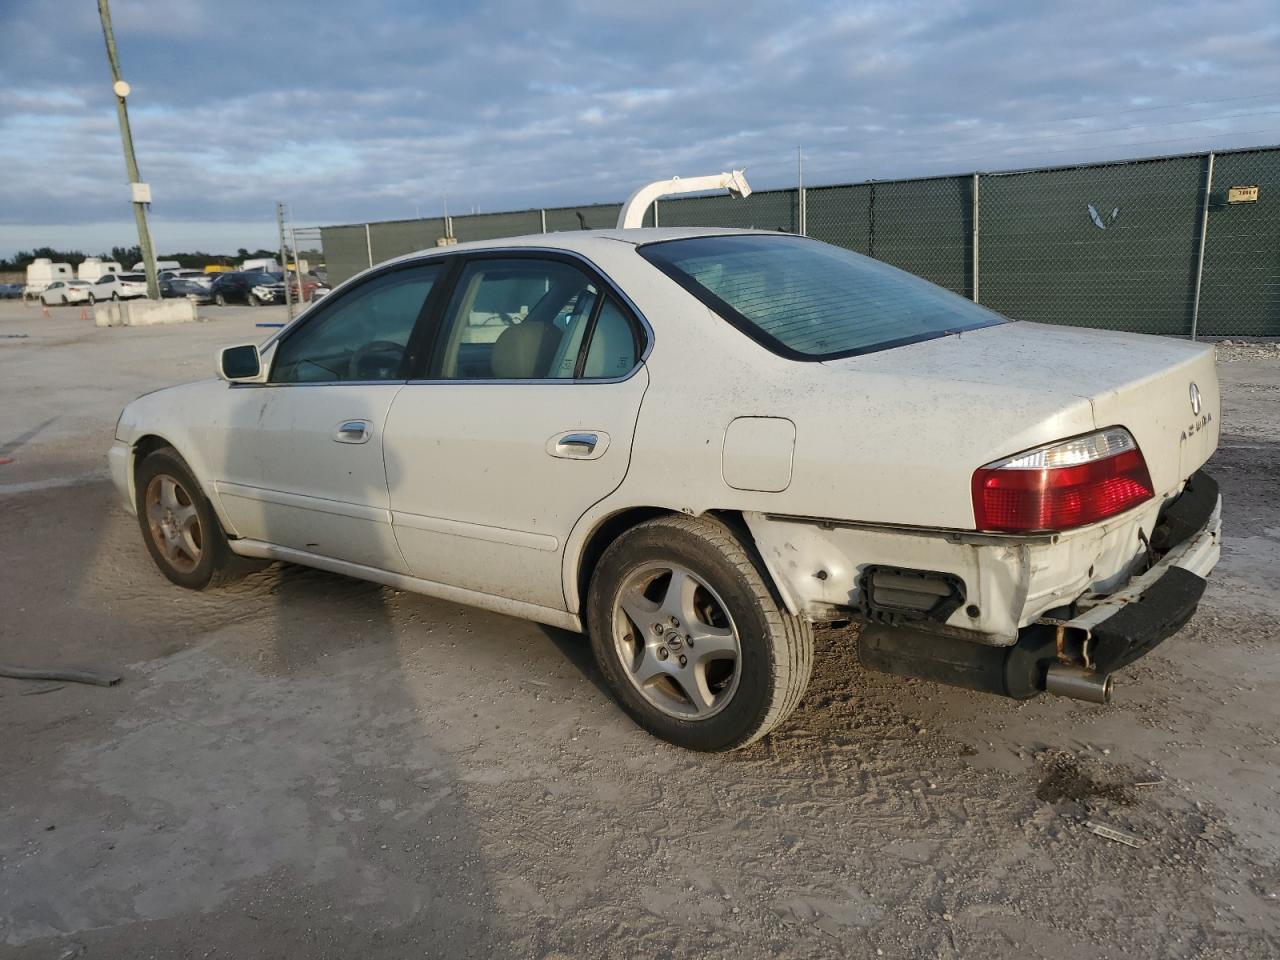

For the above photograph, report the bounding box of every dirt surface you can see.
[1,300,1277,959]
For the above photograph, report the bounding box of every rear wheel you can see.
[135,447,258,589]
[111,292,120,301]
[586,514,813,751]
[61,295,68,305]
[214,291,227,306]
[246,292,260,307]
[88,293,96,305]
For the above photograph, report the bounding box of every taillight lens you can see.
[972,427,1154,532]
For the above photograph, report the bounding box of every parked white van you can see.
[241,257,280,274]
[78,258,123,282]
[24,259,74,297]
[132,260,181,272]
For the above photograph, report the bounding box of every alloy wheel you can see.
[144,473,203,574]
[611,562,742,719]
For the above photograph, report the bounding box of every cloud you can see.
[1,0,1278,255]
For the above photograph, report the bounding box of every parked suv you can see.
[210,271,288,306]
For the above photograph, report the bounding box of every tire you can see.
[61,295,68,305]
[214,291,227,306]
[246,292,260,307]
[586,514,814,751]
[134,446,258,589]
[111,292,120,301]
[88,294,96,305]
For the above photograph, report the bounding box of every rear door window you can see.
[431,258,639,381]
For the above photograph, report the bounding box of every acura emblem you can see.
[1189,382,1202,416]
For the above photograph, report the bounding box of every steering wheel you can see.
[348,340,405,380]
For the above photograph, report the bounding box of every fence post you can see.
[797,147,807,236]
[971,172,980,303]
[540,208,547,234]
[1190,151,1215,341]
[364,223,373,268]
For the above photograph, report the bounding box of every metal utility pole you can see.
[277,201,295,319]
[97,0,159,299]
[1189,151,1215,341]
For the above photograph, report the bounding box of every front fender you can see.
[112,380,240,536]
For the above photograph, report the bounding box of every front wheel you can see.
[87,293,96,305]
[587,514,814,751]
[246,292,260,307]
[111,292,120,301]
[135,446,259,589]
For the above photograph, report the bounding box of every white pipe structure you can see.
[616,171,752,229]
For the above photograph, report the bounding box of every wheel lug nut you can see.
[670,617,680,628]
[657,646,669,660]
[686,636,694,648]
[678,655,687,667]
[652,623,665,636]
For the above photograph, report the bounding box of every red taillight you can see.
[972,428,1154,532]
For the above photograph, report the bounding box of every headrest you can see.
[491,321,555,379]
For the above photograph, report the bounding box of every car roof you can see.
[381,226,776,266]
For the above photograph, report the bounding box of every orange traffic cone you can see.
[42,305,50,318]
[80,306,88,321]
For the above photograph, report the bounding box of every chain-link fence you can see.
[316,145,1280,337]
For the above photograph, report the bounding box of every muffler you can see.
[1045,663,1113,704]
[858,623,1113,704]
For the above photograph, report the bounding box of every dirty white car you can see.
[109,227,1221,751]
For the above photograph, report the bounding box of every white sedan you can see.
[92,272,149,302]
[39,280,94,305]
[109,228,1221,751]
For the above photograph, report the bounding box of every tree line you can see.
[0,246,285,272]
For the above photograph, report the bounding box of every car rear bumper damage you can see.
[859,472,1221,704]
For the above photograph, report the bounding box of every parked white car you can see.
[108,228,1221,750]
[39,280,94,305]
[92,272,149,302]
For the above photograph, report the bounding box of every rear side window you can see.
[639,234,1006,360]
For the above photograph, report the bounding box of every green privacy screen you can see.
[320,146,1280,335]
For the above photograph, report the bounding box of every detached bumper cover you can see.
[1063,479,1221,674]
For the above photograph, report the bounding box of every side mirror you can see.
[217,344,262,381]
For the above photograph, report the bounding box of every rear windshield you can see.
[638,234,1007,360]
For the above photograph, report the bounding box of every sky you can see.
[1,0,1278,257]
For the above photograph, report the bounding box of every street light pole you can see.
[277,201,295,320]
[97,0,159,299]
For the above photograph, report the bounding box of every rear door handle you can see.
[547,431,610,460]
[334,419,372,444]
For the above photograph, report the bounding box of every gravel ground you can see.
[1,301,1277,959]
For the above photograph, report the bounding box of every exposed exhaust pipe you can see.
[858,623,1114,704]
[1045,663,1113,704]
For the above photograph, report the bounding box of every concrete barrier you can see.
[95,299,198,328]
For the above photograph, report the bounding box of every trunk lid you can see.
[823,321,1219,498]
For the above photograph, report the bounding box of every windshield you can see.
[638,234,1007,360]
[120,273,145,281]
[244,272,279,283]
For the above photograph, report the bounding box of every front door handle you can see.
[547,430,610,460]
[334,419,372,444]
